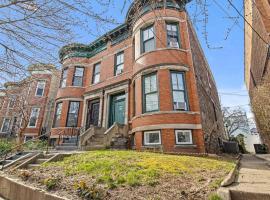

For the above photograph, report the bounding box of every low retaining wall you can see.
[0,174,68,200]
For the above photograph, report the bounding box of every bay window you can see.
[53,102,62,128]
[143,73,159,113]
[66,101,80,127]
[171,72,188,110]
[72,67,84,86]
[141,25,155,53]
[166,23,180,48]
[35,81,46,96]
[28,108,40,128]
[60,68,68,88]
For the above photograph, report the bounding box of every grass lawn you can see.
[13,150,235,200]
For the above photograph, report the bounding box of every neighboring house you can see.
[51,0,225,153]
[244,0,270,148]
[0,64,60,141]
[244,128,262,153]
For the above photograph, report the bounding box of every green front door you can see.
[109,93,126,127]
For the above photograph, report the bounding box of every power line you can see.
[226,0,269,46]
[219,92,248,96]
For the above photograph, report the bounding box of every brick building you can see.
[52,0,225,153]
[244,0,270,147]
[0,64,60,141]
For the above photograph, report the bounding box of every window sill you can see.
[174,144,197,149]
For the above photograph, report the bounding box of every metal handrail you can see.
[0,132,51,169]
[57,127,81,146]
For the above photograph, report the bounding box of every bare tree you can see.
[222,107,250,138]
[0,0,123,85]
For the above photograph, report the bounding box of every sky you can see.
[72,0,252,120]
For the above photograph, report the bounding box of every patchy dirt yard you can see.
[7,151,235,200]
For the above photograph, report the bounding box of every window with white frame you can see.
[92,63,101,84]
[141,25,155,53]
[175,130,193,145]
[60,68,68,88]
[115,51,124,76]
[28,108,40,127]
[143,73,159,113]
[72,67,84,86]
[1,118,10,133]
[171,72,188,110]
[35,81,46,96]
[166,22,180,48]
[144,130,161,145]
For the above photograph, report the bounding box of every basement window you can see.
[144,130,161,145]
[175,130,193,145]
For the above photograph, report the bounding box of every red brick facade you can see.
[52,0,225,153]
[0,65,60,140]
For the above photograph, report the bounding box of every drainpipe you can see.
[100,89,105,128]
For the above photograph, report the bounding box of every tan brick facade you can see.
[245,0,270,147]
[52,0,225,153]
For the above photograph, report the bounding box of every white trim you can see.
[144,130,161,145]
[35,81,46,97]
[175,130,193,145]
[28,108,40,128]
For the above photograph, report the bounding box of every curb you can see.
[220,154,241,187]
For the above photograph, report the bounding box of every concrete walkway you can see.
[229,154,270,200]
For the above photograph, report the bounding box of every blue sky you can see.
[73,0,251,118]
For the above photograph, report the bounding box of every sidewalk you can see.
[227,154,270,200]
[255,154,270,163]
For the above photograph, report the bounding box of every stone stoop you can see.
[55,137,79,151]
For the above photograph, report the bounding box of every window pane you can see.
[61,69,68,88]
[145,131,160,145]
[173,91,186,110]
[75,67,84,76]
[73,77,83,86]
[53,103,62,127]
[144,74,157,93]
[167,23,179,48]
[36,81,45,96]
[94,73,100,84]
[172,73,184,90]
[67,102,79,127]
[1,119,10,132]
[116,53,124,65]
[94,63,100,74]
[146,93,158,111]
[115,64,124,75]
[144,38,155,53]
[176,131,192,144]
[29,108,39,127]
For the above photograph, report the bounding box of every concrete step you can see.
[27,164,40,169]
[43,154,54,159]
[89,141,104,146]
[55,145,78,151]
[35,158,48,164]
[231,190,270,200]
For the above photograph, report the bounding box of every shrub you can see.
[0,139,13,155]
[43,178,59,190]
[74,181,103,200]
[24,140,47,151]
[208,193,223,200]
